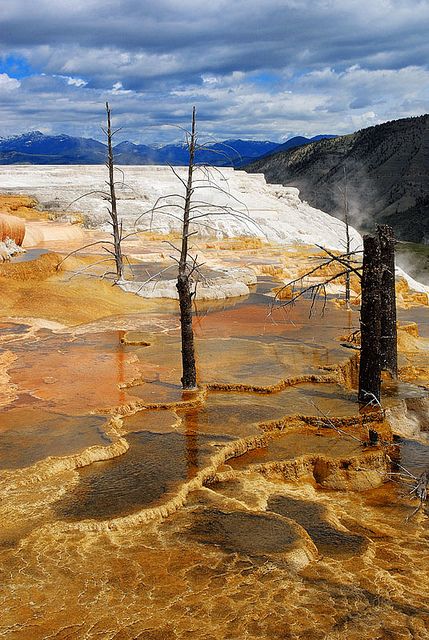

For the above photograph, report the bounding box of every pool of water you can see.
[184,508,300,557]
[0,406,109,469]
[229,431,362,472]
[56,430,233,521]
[10,248,50,263]
[267,494,368,558]
[1,270,429,639]
[395,436,429,477]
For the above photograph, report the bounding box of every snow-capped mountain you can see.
[0,131,106,164]
[0,132,335,166]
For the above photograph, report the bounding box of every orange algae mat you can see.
[0,256,428,638]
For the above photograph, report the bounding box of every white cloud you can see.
[0,73,20,91]
[66,76,87,88]
[111,81,132,95]
[52,74,88,87]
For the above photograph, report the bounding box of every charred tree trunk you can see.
[177,274,197,389]
[358,234,382,405]
[176,106,197,389]
[105,102,124,281]
[377,224,398,377]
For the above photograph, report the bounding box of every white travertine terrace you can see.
[0,165,362,252]
[120,267,257,300]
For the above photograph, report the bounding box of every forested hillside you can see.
[245,115,429,243]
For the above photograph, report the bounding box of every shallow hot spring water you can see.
[0,278,428,639]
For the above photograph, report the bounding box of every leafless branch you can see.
[66,258,114,280]
[315,245,363,280]
[56,240,115,270]
[271,269,351,315]
[65,190,110,209]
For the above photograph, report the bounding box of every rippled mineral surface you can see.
[1,249,429,639]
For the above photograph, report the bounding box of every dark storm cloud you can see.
[0,0,428,141]
[2,1,429,82]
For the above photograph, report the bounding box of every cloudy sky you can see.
[1,0,428,143]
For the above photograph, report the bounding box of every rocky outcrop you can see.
[0,213,25,260]
[246,114,429,244]
[119,267,257,300]
[0,213,25,245]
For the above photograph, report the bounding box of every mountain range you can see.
[245,114,429,244]
[0,131,335,167]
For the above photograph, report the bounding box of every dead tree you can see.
[177,106,198,389]
[174,107,261,388]
[57,103,132,282]
[342,167,351,307]
[269,244,362,317]
[358,225,398,403]
[358,234,382,405]
[272,227,398,407]
[104,101,125,280]
[135,107,260,390]
[378,224,398,377]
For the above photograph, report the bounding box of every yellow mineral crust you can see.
[240,449,391,492]
[396,275,429,307]
[0,193,428,639]
[0,251,61,279]
[0,262,149,326]
[0,193,49,220]
[0,350,18,407]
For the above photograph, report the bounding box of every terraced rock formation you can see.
[0,203,428,639]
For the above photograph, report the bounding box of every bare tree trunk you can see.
[358,234,382,405]
[343,167,351,307]
[177,106,197,389]
[105,102,124,281]
[377,224,398,377]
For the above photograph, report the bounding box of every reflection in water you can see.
[116,330,126,404]
[0,407,109,469]
[394,436,429,478]
[8,329,145,412]
[56,431,233,520]
[267,494,368,558]
[179,385,358,438]
[183,412,199,481]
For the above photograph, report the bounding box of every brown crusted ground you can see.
[0,194,50,220]
[0,255,150,325]
[0,252,61,279]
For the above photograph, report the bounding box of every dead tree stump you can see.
[378,224,398,377]
[176,273,197,390]
[358,234,382,405]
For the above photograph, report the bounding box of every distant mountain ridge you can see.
[0,131,107,164]
[245,114,429,244]
[0,131,335,167]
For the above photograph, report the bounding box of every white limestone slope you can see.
[0,165,361,252]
